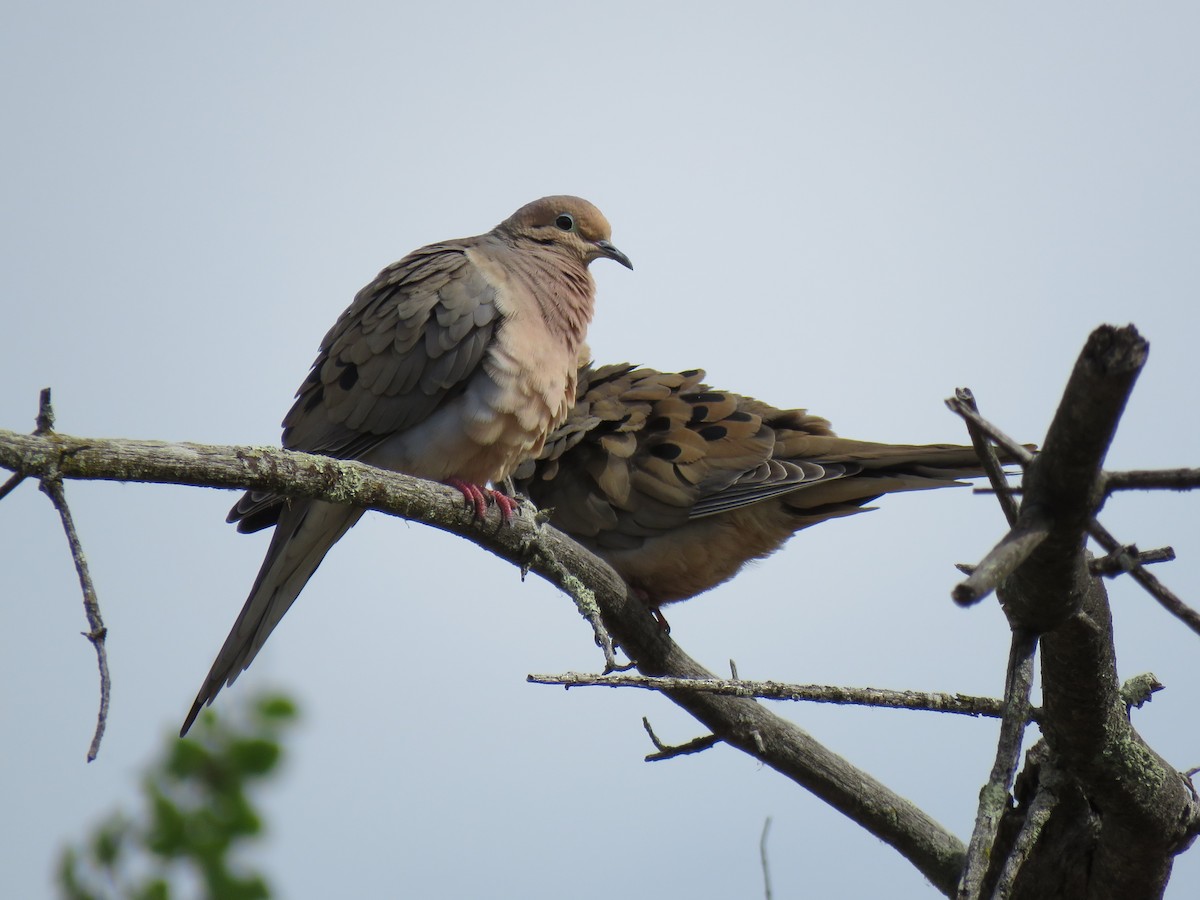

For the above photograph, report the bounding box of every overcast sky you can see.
[3,4,1199,898]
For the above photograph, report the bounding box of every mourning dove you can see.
[513,363,1007,610]
[181,196,631,735]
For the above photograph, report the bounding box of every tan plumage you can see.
[182,196,631,735]
[513,363,1002,608]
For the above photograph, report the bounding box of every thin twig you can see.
[641,717,720,761]
[944,397,1037,466]
[761,816,774,900]
[646,735,722,762]
[553,568,617,671]
[641,716,667,750]
[958,629,1038,900]
[1090,545,1175,576]
[0,471,24,501]
[945,389,1045,608]
[529,672,1039,721]
[1086,519,1200,637]
[512,509,619,670]
[43,475,110,762]
[954,388,1020,526]
[1105,468,1200,492]
[33,391,109,762]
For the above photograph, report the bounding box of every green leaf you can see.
[230,739,282,777]
[58,691,299,900]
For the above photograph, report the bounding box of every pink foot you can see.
[490,489,517,523]
[447,478,489,520]
[446,480,517,524]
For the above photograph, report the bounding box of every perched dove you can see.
[513,363,1009,611]
[181,196,631,735]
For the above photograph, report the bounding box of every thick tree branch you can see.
[1000,324,1145,631]
[975,325,1200,898]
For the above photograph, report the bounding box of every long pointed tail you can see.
[782,442,1019,523]
[181,499,363,736]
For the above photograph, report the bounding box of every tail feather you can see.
[181,500,362,736]
[776,443,1024,523]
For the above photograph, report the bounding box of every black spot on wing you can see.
[593,415,632,434]
[699,425,728,441]
[338,362,358,390]
[650,443,682,461]
[647,416,672,432]
[303,386,325,412]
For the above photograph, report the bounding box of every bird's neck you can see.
[509,242,596,352]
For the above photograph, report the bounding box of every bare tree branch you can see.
[954,388,1021,526]
[10,390,111,761]
[958,547,1175,579]
[958,629,1038,900]
[0,470,24,501]
[981,325,1200,897]
[1090,545,1175,577]
[990,769,1058,900]
[952,519,1051,607]
[640,717,721,761]
[1085,519,1200,637]
[1105,468,1200,492]
[944,397,1037,466]
[0,424,968,895]
[529,671,1034,721]
[41,472,110,762]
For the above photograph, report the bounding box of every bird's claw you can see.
[447,479,518,524]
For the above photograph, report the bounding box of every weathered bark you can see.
[977,326,1200,899]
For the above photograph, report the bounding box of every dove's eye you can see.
[555,214,575,231]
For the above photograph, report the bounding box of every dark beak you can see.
[595,240,633,270]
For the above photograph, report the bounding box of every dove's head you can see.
[499,196,633,270]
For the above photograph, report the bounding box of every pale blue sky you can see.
[3,3,1198,897]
